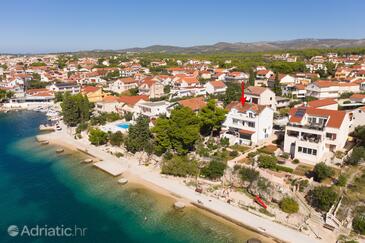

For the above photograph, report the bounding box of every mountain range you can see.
[117,38,365,54]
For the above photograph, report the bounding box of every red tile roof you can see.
[178,97,207,111]
[102,95,119,103]
[118,95,148,106]
[289,107,346,128]
[82,86,100,93]
[307,98,337,108]
[350,94,365,100]
[246,86,267,95]
[119,77,137,84]
[209,80,226,89]
[226,101,266,114]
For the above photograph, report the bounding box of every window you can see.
[248,122,255,128]
[298,146,317,156]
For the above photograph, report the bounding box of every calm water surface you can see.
[0,111,270,243]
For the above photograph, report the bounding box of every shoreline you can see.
[36,129,322,243]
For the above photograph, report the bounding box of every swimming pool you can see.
[116,122,130,129]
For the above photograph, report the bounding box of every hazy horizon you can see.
[1,0,365,53]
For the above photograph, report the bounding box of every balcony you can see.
[287,122,325,131]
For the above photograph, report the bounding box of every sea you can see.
[0,111,271,243]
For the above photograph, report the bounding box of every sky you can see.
[1,0,365,53]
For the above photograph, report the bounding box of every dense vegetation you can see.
[61,92,91,126]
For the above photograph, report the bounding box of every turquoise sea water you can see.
[0,111,270,243]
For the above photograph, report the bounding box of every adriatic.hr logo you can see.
[7,224,87,238]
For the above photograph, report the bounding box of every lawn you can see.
[293,164,314,177]
[257,144,278,155]
[230,144,250,153]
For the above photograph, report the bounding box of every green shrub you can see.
[313,162,334,182]
[353,207,365,235]
[292,159,300,164]
[276,165,294,173]
[308,186,338,212]
[239,167,259,184]
[279,197,299,214]
[88,128,108,146]
[161,156,199,177]
[281,153,289,159]
[229,150,239,157]
[201,160,227,180]
[247,151,259,158]
[258,154,277,169]
[109,131,124,146]
[336,174,347,187]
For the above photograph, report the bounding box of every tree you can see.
[151,117,171,155]
[125,116,151,153]
[88,128,108,146]
[198,99,227,136]
[353,214,365,235]
[109,131,124,146]
[258,154,277,169]
[164,85,171,94]
[161,155,198,177]
[353,207,365,235]
[221,82,241,106]
[124,112,133,121]
[308,186,338,212]
[346,146,365,165]
[239,167,259,185]
[151,106,200,155]
[0,90,14,101]
[313,162,334,182]
[336,174,347,187]
[201,159,227,180]
[54,92,64,102]
[279,197,299,214]
[129,87,139,96]
[61,92,91,127]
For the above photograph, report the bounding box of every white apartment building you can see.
[284,106,350,164]
[282,84,307,99]
[133,101,173,119]
[108,78,138,94]
[245,86,277,110]
[306,80,360,99]
[205,80,227,94]
[349,106,365,132]
[221,102,274,146]
[46,82,80,94]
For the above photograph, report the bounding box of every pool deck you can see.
[100,120,130,133]
[93,160,126,176]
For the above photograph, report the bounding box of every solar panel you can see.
[295,108,306,117]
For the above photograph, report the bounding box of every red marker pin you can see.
[240,82,246,106]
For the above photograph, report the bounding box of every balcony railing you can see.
[287,123,324,131]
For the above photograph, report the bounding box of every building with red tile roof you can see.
[221,101,274,146]
[284,106,350,164]
[178,97,207,111]
[307,98,338,110]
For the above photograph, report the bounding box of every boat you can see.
[40,140,49,145]
[118,178,128,185]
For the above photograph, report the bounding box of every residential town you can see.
[2,50,365,243]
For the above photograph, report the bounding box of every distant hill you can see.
[118,39,365,54]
